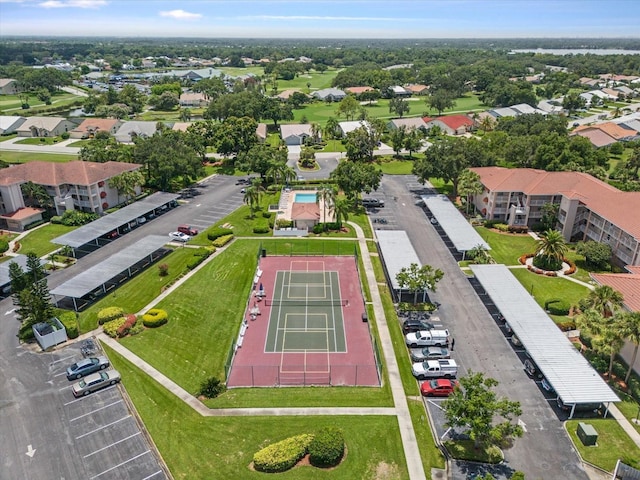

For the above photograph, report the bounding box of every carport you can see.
[422,194,489,259]
[470,264,620,418]
[51,192,179,254]
[376,230,426,302]
[51,235,171,311]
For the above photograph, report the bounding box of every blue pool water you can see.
[295,193,317,203]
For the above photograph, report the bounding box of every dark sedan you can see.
[66,356,110,380]
[402,318,435,334]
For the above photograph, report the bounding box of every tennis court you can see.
[227,255,380,387]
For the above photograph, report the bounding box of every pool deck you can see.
[279,189,334,223]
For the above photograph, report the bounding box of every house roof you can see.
[312,88,345,99]
[16,116,68,132]
[71,118,120,134]
[388,117,426,129]
[591,272,640,313]
[601,88,621,97]
[405,84,429,93]
[256,123,268,140]
[280,124,312,138]
[389,85,409,95]
[338,120,370,134]
[0,207,44,220]
[0,78,17,88]
[490,107,519,118]
[291,203,320,220]
[179,92,207,102]
[172,122,192,132]
[435,115,474,130]
[572,128,618,147]
[0,116,26,131]
[114,121,158,142]
[470,166,640,240]
[0,161,141,187]
[573,122,637,141]
[277,89,301,100]
[345,86,374,94]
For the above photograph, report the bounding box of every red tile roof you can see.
[591,272,640,313]
[291,203,320,220]
[572,129,617,147]
[345,86,374,94]
[71,118,119,134]
[0,207,44,220]
[470,166,640,240]
[435,115,474,130]
[0,161,141,187]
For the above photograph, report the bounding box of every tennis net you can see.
[264,299,348,307]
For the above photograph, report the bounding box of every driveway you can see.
[0,137,80,155]
[378,175,589,480]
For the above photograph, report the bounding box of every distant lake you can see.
[510,48,640,55]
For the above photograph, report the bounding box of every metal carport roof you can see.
[376,230,421,290]
[52,192,179,248]
[51,235,169,298]
[469,264,619,406]
[422,194,490,252]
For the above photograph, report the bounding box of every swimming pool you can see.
[295,192,317,203]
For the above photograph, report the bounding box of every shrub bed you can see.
[58,311,79,339]
[212,234,233,248]
[207,227,233,241]
[103,317,126,338]
[97,306,125,325]
[186,247,214,270]
[253,434,314,473]
[142,308,168,328]
[309,427,345,468]
[117,314,138,337]
[252,223,270,234]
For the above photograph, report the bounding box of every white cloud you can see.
[240,15,421,22]
[38,0,107,8]
[159,9,202,20]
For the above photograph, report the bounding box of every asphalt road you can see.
[0,174,243,480]
[378,175,589,480]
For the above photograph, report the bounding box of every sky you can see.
[0,0,639,39]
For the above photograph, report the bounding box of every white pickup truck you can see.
[405,329,450,347]
[411,359,458,380]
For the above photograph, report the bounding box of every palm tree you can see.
[316,185,337,229]
[243,185,263,218]
[480,116,495,133]
[534,230,568,271]
[622,311,640,383]
[583,285,624,318]
[282,165,297,186]
[333,198,350,228]
[265,163,284,186]
[577,309,627,379]
[458,170,484,215]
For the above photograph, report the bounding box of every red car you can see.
[420,378,459,397]
[178,225,198,236]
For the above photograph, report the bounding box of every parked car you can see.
[541,377,555,394]
[420,378,459,397]
[362,198,384,208]
[178,225,198,236]
[410,346,450,362]
[402,318,435,334]
[66,356,110,380]
[405,329,449,348]
[168,231,191,242]
[72,370,121,397]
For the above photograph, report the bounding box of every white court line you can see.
[76,415,131,439]
[89,450,151,479]
[83,432,141,458]
[141,471,164,480]
[70,399,122,421]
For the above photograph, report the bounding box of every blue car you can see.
[66,356,110,381]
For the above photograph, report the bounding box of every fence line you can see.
[227,364,380,387]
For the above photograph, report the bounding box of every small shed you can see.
[33,318,67,350]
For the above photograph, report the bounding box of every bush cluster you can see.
[97,306,125,325]
[262,211,272,219]
[0,239,9,254]
[253,434,314,473]
[18,320,35,342]
[508,225,528,234]
[557,320,576,331]
[142,308,168,328]
[308,427,345,468]
[51,210,99,226]
[197,376,226,398]
[312,222,342,234]
[129,322,145,335]
[252,223,271,234]
[207,227,233,241]
[186,247,213,270]
[117,314,138,337]
[103,317,126,338]
[58,311,79,339]
[212,234,233,248]
[24,219,46,230]
[532,255,562,272]
[276,219,294,229]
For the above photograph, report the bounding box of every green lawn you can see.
[77,247,200,332]
[508,268,590,314]
[475,227,538,265]
[566,418,640,472]
[0,151,78,163]
[614,393,640,434]
[15,136,70,146]
[67,140,90,147]
[0,134,18,142]
[106,345,410,480]
[0,91,80,111]
[408,398,446,472]
[277,69,340,92]
[17,224,76,257]
[376,158,416,175]
[258,238,358,257]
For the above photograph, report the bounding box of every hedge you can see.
[116,314,137,337]
[58,311,79,339]
[212,234,233,247]
[97,306,125,325]
[142,308,168,328]
[252,223,270,234]
[0,239,8,254]
[103,317,126,338]
[308,427,345,468]
[253,434,314,473]
[207,227,233,241]
[186,247,214,270]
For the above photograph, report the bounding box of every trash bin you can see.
[362,312,368,323]
[261,249,266,257]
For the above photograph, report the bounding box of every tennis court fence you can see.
[227,364,380,387]
[263,299,349,307]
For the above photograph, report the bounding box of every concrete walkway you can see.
[347,221,427,480]
[609,403,640,448]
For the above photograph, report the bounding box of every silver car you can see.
[410,346,450,362]
[168,231,190,242]
[66,355,110,380]
[72,370,121,397]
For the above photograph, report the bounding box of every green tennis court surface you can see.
[265,267,347,353]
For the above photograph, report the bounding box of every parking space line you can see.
[76,415,131,439]
[70,399,123,421]
[50,355,76,366]
[54,371,69,377]
[89,450,151,479]
[63,385,119,406]
[83,432,141,458]
[141,470,164,480]
[59,384,72,391]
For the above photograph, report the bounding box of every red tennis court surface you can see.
[227,255,381,387]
